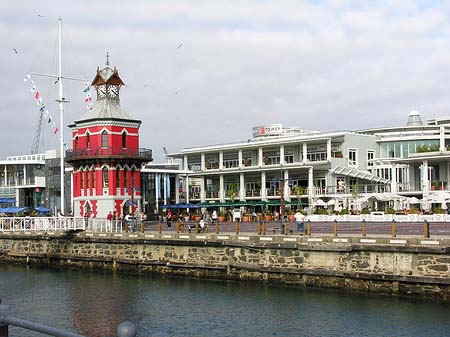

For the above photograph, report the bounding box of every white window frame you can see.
[348,148,357,167]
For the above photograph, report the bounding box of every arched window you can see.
[102,167,109,188]
[131,168,135,188]
[101,130,108,148]
[116,168,120,189]
[80,169,84,189]
[86,168,91,189]
[124,168,128,189]
[86,132,90,148]
[92,168,96,189]
[122,131,127,148]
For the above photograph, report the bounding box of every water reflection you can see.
[1,264,450,337]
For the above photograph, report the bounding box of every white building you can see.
[168,112,450,212]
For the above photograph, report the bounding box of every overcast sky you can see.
[2,0,450,162]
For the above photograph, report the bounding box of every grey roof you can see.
[76,98,136,122]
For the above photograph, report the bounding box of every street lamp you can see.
[279,164,285,233]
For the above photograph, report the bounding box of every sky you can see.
[2,0,450,162]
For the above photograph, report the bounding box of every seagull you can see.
[37,14,44,18]
[13,48,18,54]
[177,43,183,49]
[143,83,148,87]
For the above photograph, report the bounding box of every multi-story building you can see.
[168,112,450,212]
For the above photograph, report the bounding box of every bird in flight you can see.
[13,48,18,54]
[177,43,183,49]
[38,14,44,18]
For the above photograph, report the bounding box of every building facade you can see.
[168,113,450,212]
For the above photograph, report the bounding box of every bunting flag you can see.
[30,86,36,93]
[39,104,46,112]
[44,110,49,118]
[35,91,40,99]
[48,117,52,123]
[24,74,31,82]
[83,82,93,111]
[85,93,92,103]
[54,128,59,134]
[83,82,90,92]
[86,103,93,110]
[36,97,43,105]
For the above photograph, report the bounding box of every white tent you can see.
[406,197,421,204]
[327,199,337,206]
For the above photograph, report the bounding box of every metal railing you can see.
[0,302,137,337]
[65,147,152,162]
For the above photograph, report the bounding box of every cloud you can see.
[1,1,450,161]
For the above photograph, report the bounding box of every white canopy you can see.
[327,199,337,206]
[406,197,421,204]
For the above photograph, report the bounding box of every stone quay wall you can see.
[1,231,450,300]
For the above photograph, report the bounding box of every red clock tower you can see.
[66,59,152,218]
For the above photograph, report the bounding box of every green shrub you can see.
[432,207,446,214]
[385,208,395,214]
[338,208,349,215]
[313,208,328,215]
[361,207,370,214]
[408,208,420,214]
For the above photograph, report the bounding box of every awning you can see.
[0,198,14,203]
[330,166,390,184]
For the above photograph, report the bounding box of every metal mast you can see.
[58,17,65,215]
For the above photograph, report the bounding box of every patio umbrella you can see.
[327,199,336,206]
[313,199,326,207]
[406,197,421,204]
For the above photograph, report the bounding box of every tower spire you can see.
[106,51,110,66]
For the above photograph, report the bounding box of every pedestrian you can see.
[199,219,206,232]
[294,210,305,234]
[106,211,113,231]
[167,209,173,227]
[125,213,133,232]
[211,209,218,225]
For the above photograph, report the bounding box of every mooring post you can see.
[257,222,261,235]
[362,219,366,237]
[306,220,311,236]
[141,222,145,233]
[424,219,430,239]
[333,219,338,237]
[284,219,289,235]
[391,219,397,238]
[215,222,219,234]
[262,222,266,235]
[125,222,129,233]
[176,222,180,234]
[158,222,162,234]
[235,222,239,235]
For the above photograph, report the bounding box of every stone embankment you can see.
[1,231,450,300]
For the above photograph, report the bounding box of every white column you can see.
[201,153,206,171]
[200,178,205,202]
[240,173,245,200]
[23,165,27,186]
[284,170,290,201]
[185,175,190,204]
[175,174,180,204]
[391,164,397,193]
[70,170,74,212]
[440,126,446,152]
[261,171,266,200]
[258,147,263,166]
[155,174,159,212]
[303,143,307,164]
[327,139,332,161]
[219,174,224,201]
[219,151,223,170]
[280,145,285,165]
[238,149,243,168]
[4,166,6,186]
[183,155,188,170]
[423,160,429,194]
[163,173,167,205]
[308,167,314,198]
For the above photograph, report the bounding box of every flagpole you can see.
[58,17,65,215]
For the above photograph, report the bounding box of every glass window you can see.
[86,132,90,148]
[116,168,120,188]
[80,170,84,189]
[101,131,108,148]
[124,168,128,188]
[367,150,374,167]
[348,149,357,166]
[102,167,108,188]
[92,169,96,189]
[122,132,127,148]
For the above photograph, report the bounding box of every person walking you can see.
[106,211,113,231]
[294,210,306,234]
[211,209,217,225]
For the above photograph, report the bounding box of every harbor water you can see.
[1,263,450,337]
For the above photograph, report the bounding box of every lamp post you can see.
[279,164,285,233]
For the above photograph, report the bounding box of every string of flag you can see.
[24,73,59,135]
[84,82,93,111]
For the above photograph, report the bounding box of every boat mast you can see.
[58,17,65,216]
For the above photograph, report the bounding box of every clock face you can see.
[98,84,106,98]
[108,85,118,97]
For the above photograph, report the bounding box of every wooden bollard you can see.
[284,221,289,235]
[158,222,162,234]
[333,219,337,237]
[362,219,366,237]
[125,222,129,233]
[306,220,311,236]
[257,222,261,235]
[141,222,145,233]
[391,220,396,238]
[424,220,430,239]
[235,222,239,235]
[216,222,219,234]
[176,222,180,234]
[262,222,266,235]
